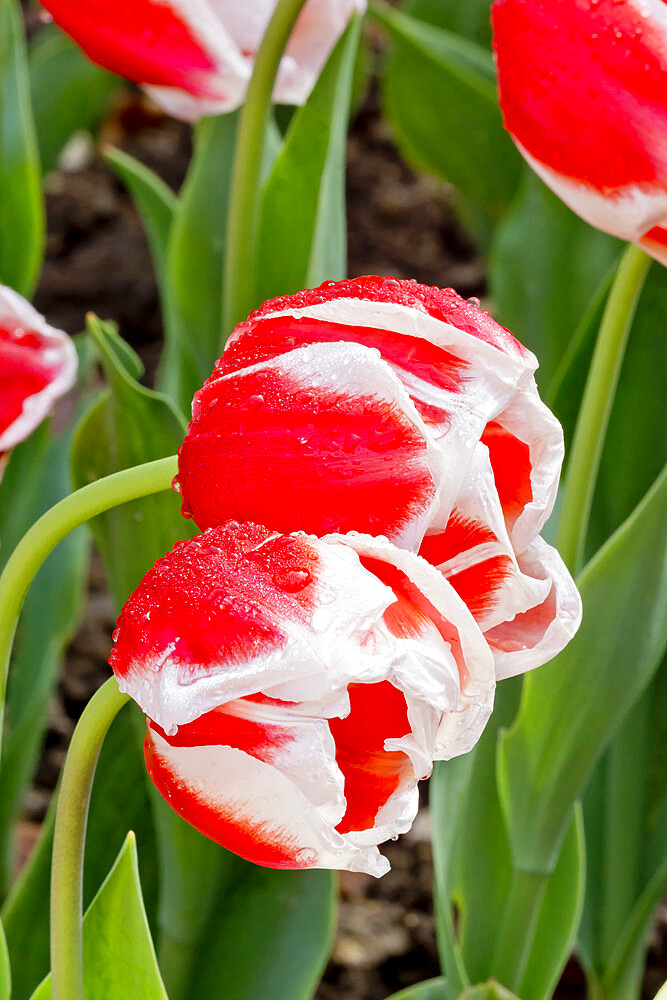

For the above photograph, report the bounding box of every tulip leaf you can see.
[385,978,449,1000]
[187,863,336,1000]
[104,147,178,313]
[399,0,492,48]
[161,112,238,411]
[255,15,361,304]
[3,702,159,1000]
[0,922,9,1000]
[489,171,621,392]
[71,316,193,607]
[456,985,520,1000]
[0,0,44,296]
[375,3,521,224]
[577,666,667,1000]
[0,421,90,897]
[29,832,166,1000]
[29,27,121,175]
[497,466,667,874]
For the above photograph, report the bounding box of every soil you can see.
[16,74,666,1000]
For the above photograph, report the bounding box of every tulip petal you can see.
[111,521,396,733]
[484,537,582,680]
[492,0,667,244]
[0,286,77,452]
[178,342,442,547]
[640,224,667,267]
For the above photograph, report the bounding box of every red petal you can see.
[178,352,436,539]
[41,0,220,97]
[481,420,533,529]
[492,0,667,190]
[246,276,528,358]
[329,682,412,834]
[220,313,468,392]
[0,325,62,438]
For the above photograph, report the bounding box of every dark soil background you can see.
[18,73,666,1000]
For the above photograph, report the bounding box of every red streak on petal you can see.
[246,276,527,358]
[178,365,435,539]
[330,682,412,834]
[0,326,62,436]
[221,314,468,392]
[481,421,533,527]
[41,0,221,98]
[486,581,557,652]
[419,515,513,621]
[144,730,309,869]
[149,705,294,758]
[110,522,319,683]
[645,224,667,245]
[492,0,667,190]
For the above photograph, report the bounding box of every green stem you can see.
[51,677,129,1000]
[221,0,309,340]
[0,455,177,750]
[557,244,650,573]
[491,868,549,992]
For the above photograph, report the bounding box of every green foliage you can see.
[385,978,449,1000]
[70,316,193,606]
[29,28,121,175]
[376,3,521,226]
[0,0,44,295]
[400,0,492,47]
[498,467,667,875]
[29,833,166,1000]
[255,16,361,303]
[3,703,159,1000]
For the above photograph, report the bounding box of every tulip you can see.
[491,0,667,263]
[0,285,77,474]
[40,0,366,122]
[110,520,495,875]
[178,276,580,678]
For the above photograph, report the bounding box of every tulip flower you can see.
[178,276,580,678]
[491,0,667,263]
[40,0,366,122]
[110,520,495,875]
[0,285,77,474]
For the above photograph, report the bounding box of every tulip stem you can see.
[222,0,309,339]
[556,243,650,573]
[0,455,177,755]
[51,677,129,1000]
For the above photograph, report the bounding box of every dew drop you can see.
[112,627,120,642]
[171,475,181,493]
[273,568,312,592]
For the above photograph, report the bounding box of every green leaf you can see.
[376,3,521,223]
[161,112,238,411]
[385,977,448,1000]
[498,467,667,874]
[29,27,121,175]
[0,0,44,295]
[489,172,621,392]
[0,422,90,895]
[578,665,667,1000]
[456,985,520,1000]
[3,703,159,1000]
[0,921,9,1000]
[30,832,166,1000]
[519,805,586,1000]
[71,316,193,606]
[255,16,361,304]
[188,863,336,1000]
[104,147,178,304]
[400,0,492,48]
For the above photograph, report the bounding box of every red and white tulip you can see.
[492,0,667,263]
[178,276,579,678]
[41,0,366,122]
[110,520,495,875]
[0,285,77,472]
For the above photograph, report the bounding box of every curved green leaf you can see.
[0,0,44,295]
[385,977,448,1000]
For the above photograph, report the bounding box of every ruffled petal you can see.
[178,342,443,548]
[640,224,667,267]
[492,0,667,243]
[110,521,395,733]
[484,537,582,680]
[0,285,77,452]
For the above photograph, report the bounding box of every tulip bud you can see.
[492,0,667,263]
[0,285,77,472]
[110,520,495,875]
[40,0,366,122]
